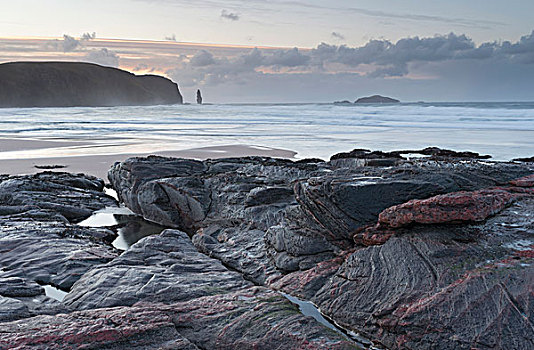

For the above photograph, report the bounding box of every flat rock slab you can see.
[64,229,251,310]
[0,171,116,222]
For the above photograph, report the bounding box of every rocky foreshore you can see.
[0,148,533,349]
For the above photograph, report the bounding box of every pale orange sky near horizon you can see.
[0,36,294,77]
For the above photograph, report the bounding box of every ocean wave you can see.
[0,102,533,160]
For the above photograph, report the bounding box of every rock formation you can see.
[355,95,400,103]
[0,170,358,349]
[196,89,203,104]
[106,148,534,349]
[0,148,533,349]
[0,62,183,107]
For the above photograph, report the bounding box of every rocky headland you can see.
[0,148,533,349]
[0,62,183,108]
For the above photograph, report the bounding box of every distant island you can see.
[355,95,400,104]
[334,95,400,105]
[0,62,183,108]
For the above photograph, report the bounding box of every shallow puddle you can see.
[112,214,166,250]
[78,206,165,250]
[280,292,380,349]
[43,285,68,302]
[77,206,134,227]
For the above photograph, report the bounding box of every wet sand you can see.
[0,138,297,179]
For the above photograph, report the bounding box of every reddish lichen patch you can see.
[510,174,534,188]
[353,225,394,246]
[378,189,514,229]
[353,188,516,246]
[515,245,534,259]
[504,186,534,196]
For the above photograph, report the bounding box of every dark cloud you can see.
[134,63,149,71]
[263,47,310,67]
[168,46,311,87]
[84,48,119,67]
[221,9,239,21]
[167,30,534,87]
[500,31,534,64]
[331,32,345,40]
[311,31,534,77]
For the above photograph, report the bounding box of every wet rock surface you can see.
[107,150,534,349]
[1,149,533,349]
[1,288,357,350]
[0,169,363,349]
[0,172,118,324]
[64,229,251,310]
[302,197,534,350]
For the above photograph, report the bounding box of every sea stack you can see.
[196,89,203,104]
[0,62,183,108]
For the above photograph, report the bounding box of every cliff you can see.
[0,62,183,108]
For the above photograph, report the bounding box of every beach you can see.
[0,103,533,350]
[0,137,297,179]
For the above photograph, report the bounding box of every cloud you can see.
[309,31,534,77]
[166,30,534,89]
[221,9,239,21]
[331,32,345,40]
[46,33,94,52]
[168,46,312,87]
[500,30,534,64]
[43,34,80,52]
[61,35,80,52]
[263,47,310,67]
[165,34,177,41]
[190,50,217,66]
[134,63,149,71]
[83,48,120,67]
[81,32,96,41]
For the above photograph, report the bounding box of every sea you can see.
[0,102,533,161]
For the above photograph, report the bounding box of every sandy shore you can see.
[0,138,297,179]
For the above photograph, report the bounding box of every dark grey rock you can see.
[64,229,251,310]
[0,171,116,222]
[0,172,119,322]
[1,288,357,350]
[107,152,534,349]
[274,197,534,350]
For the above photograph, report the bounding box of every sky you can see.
[1,0,534,102]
